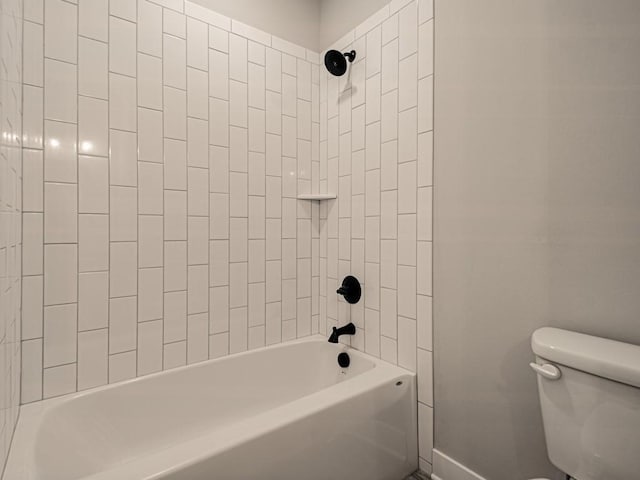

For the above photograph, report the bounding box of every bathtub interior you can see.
[29,339,379,479]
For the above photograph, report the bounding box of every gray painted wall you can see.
[192,0,391,51]
[319,0,390,47]
[192,0,321,50]
[434,1,640,479]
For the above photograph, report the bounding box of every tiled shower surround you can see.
[19,0,434,473]
[21,0,321,401]
[318,0,434,472]
[0,0,23,466]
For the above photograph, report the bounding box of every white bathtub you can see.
[5,336,417,480]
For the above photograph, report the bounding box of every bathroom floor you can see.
[404,472,429,480]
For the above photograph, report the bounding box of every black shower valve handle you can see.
[336,276,361,304]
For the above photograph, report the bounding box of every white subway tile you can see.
[398,161,417,213]
[22,339,43,403]
[265,48,282,93]
[188,167,209,216]
[44,303,77,367]
[43,364,77,399]
[138,162,164,215]
[382,13,399,45]
[164,87,187,139]
[418,403,434,462]
[79,97,108,157]
[24,0,44,23]
[365,73,381,124]
[79,0,108,41]
[138,54,163,110]
[44,59,77,123]
[110,130,137,186]
[110,0,135,20]
[209,25,229,52]
[210,193,229,239]
[108,242,137,299]
[418,75,434,133]
[79,156,109,214]
[417,295,432,350]
[229,307,248,353]
[164,34,187,89]
[418,20,434,78]
[188,67,209,119]
[210,286,229,334]
[398,214,417,266]
[23,86,43,149]
[188,313,209,363]
[229,80,248,128]
[138,320,163,375]
[110,17,136,77]
[188,118,209,167]
[24,21,43,87]
[399,2,418,59]
[78,271,108,331]
[138,216,164,268]
[164,291,187,342]
[398,316,417,371]
[397,266,417,319]
[78,329,108,390]
[209,332,229,359]
[164,241,187,291]
[79,214,109,272]
[22,276,44,339]
[138,0,162,57]
[164,139,187,190]
[164,190,187,240]
[139,268,163,321]
[109,351,136,383]
[419,0,434,24]
[209,145,229,193]
[44,183,77,244]
[23,213,43,275]
[209,98,229,146]
[110,186,137,241]
[45,0,77,63]
[187,17,208,70]
[78,39,108,101]
[188,217,209,265]
[44,120,76,183]
[248,41,266,66]
[163,8,186,37]
[210,240,229,287]
[248,240,265,283]
[110,73,137,132]
[109,296,137,353]
[398,107,417,162]
[229,34,248,82]
[229,263,248,308]
[164,342,187,370]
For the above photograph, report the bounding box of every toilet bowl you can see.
[531,327,640,480]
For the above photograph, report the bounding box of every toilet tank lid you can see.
[532,327,640,388]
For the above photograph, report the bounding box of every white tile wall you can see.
[21,0,320,404]
[1,0,23,469]
[319,0,434,471]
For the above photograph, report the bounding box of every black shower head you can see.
[324,50,356,76]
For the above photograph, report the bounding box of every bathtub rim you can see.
[5,335,416,480]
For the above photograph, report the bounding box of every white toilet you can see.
[530,327,640,480]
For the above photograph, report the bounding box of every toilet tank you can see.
[531,327,640,480]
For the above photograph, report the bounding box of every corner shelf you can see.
[297,194,337,200]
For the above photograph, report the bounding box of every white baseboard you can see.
[431,449,487,480]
